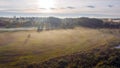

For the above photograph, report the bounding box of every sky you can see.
[0,0,120,18]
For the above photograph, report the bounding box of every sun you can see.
[38,0,55,9]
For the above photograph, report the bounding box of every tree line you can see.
[0,17,120,29]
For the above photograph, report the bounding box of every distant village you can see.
[102,18,120,23]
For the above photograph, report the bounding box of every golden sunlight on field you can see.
[0,27,119,68]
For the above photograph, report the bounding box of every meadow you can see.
[0,27,120,68]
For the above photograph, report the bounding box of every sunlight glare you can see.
[38,0,55,9]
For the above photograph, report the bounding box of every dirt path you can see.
[23,34,31,45]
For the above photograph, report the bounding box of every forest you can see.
[0,17,120,29]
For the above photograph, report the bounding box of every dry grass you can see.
[0,27,119,68]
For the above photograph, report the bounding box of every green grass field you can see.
[0,27,120,68]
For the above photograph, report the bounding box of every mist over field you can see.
[0,0,120,68]
[0,17,120,68]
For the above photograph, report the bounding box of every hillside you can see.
[0,17,120,29]
[0,27,120,68]
[37,39,120,68]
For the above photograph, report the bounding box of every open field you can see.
[0,27,120,68]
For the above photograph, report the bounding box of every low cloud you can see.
[39,8,46,10]
[67,6,76,9]
[0,9,23,12]
[50,8,56,10]
[0,8,39,13]
[87,5,95,8]
[108,5,114,8]
[60,7,66,9]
